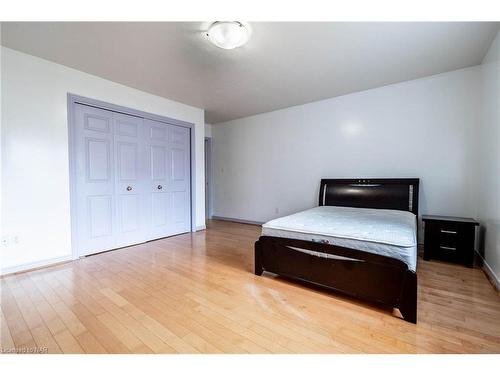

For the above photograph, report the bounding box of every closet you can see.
[72,103,191,256]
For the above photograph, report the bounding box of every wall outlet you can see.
[1,235,20,247]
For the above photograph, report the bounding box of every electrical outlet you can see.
[1,236,19,247]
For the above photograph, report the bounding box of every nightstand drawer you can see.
[438,230,458,247]
[436,244,459,261]
[436,221,459,232]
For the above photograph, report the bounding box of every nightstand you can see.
[422,215,479,268]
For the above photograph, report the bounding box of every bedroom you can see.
[1,0,500,372]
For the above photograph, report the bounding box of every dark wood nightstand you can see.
[422,215,479,268]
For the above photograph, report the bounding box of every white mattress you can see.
[261,206,418,271]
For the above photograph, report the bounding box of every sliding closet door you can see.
[74,104,117,255]
[144,119,191,240]
[113,112,146,248]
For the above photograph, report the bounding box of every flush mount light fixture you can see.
[206,21,251,50]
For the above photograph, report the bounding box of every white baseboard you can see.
[195,225,206,231]
[475,250,500,291]
[1,255,73,277]
[211,216,264,226]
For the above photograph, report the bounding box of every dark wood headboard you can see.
[319,178,420,216]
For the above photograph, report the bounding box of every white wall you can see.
[212,67,481,232]
[1,47,206,273]
[478,30,500,284]
[205,123,212,138]
[0,33,3,266]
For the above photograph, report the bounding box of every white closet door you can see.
[113,112,146,248]
[168,125,191,235]
[144,119,191,240]
[74,104,116,255]
[73,103,191,256]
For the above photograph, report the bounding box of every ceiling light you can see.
[206,21,251,50]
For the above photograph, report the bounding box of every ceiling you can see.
[1,22,498,123]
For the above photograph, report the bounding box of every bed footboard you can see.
[254,236,417,323]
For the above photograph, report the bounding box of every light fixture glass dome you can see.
[206,21,251,50]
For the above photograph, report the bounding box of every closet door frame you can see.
[67,93,196,259]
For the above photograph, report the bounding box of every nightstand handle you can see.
[440,245,456,251]
[440,229,457,234]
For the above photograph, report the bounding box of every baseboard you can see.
[0,255,73,277]
[211,216,264,226]
[475,250,500,291]
[195,225,206,231]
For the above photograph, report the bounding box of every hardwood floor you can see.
[1,219,499,354]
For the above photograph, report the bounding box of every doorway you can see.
[204,137,213,220]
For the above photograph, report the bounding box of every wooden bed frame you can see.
[254,178,420,323]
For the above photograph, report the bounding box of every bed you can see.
[254,178,419,323]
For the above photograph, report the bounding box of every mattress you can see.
[261,206,418,271]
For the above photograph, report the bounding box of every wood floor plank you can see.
[31,299,68,337]
[1,279,37,349]
[53,330,85,354]
[95,311,148,352]
[0,307,16,350]
[70,303,130,354]
[74,331,107,354]
[29,324,62,353]
[95,295,176,353]
[11,274,64,354]
[1,219,499,353]
[51,301,87,337]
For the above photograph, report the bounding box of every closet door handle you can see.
[126,186,133,191]
[157,185,163,190]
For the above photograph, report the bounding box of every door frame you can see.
[204,137,213,220]
[67,93,197,259]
